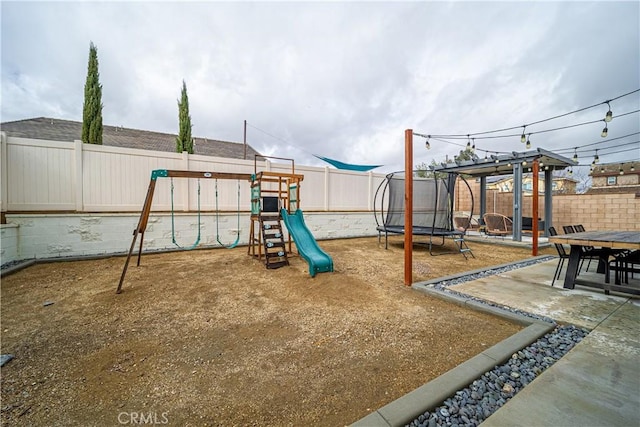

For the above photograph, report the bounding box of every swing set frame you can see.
[116,169,252,293]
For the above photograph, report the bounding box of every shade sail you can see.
[314,154,382,172]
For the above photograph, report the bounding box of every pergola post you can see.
[479,176,487,222]
[544,168,553,236]
[512,162,523,242]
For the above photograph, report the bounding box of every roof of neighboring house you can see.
[589,162,638,177]
[585,186,640,195]
[0,117,263,160]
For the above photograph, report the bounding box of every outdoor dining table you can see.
[549,230,640,295]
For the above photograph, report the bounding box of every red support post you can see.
[532,159,539,256]
[404,129,413,286]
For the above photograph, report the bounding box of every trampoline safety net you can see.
[381,172,456,230]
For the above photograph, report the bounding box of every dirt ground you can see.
[1,236,555,426]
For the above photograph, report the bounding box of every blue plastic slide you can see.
[280,209,334,277]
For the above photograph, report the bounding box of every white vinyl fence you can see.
[0,134,387,213]
[0,134,391,264]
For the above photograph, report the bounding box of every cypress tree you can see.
[81,42,103,145]
[176,80,193,154]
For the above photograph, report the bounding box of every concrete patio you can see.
[353,258,640,426]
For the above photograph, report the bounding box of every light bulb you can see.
[526,139,531,149]
[521,133,526,143]
[605,102,613,122]
[631,164,636,172]
[619,167,624,175]
[522,160,527,166]
[601,126,608,138]
[425,140,430,150]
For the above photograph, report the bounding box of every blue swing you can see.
[170,178,201,250]
[215,179,241,249]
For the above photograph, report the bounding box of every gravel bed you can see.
[430,256,557,324]
[408,257,590,427]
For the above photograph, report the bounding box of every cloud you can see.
[1,1,638,173]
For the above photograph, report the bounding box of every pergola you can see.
[402,129,576,285]
[432,147,576,241]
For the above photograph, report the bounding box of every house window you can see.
[523,182,533,191]
[607,176,616,186]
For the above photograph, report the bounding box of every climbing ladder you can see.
[247,164,304,268]
[260,213,289,269]
[453,235,475,260]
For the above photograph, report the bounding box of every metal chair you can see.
[548,226,569,287]
[563,224,606,274]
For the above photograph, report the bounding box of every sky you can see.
[1,1,639,173]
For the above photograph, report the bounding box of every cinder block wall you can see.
[553,193,639,231]
[1,212,379,264]
[455,179,639,231]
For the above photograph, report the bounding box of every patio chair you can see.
[568,224,627,275]
[482,213,513,238]
[610,250,640,285]
[453,216,480,234]
[548,226,569,287]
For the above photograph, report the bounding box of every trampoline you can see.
[374,171,475,257]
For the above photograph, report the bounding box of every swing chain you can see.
[215,179,241,249]
[170,177,202,250]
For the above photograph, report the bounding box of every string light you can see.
[568,168,573,176]
[619,164,624,175]
[605,101,613,122]
[420,89,638,140]
[631,163,636,172]
[593,149,599,164]
[412,90,638,166]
